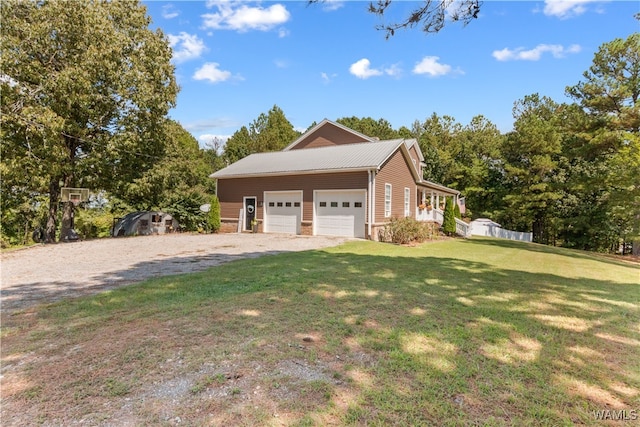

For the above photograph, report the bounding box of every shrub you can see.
[378,217,438,244]
[454,202,461,219]
[208,194,221,233]
[442,197,457,236]
[75,209,115,239]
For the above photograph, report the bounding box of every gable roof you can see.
[283,119,374,151]
[210,138,417,179]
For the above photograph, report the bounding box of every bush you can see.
[442,197,457,236]
[454,202,461,219]
[75,209,115,239]
[208,194,221,233]
[378,217,438,244]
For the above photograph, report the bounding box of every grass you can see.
[1,237,639,426]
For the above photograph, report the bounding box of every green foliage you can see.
[223,105,300,163]
[118,119,214,212]
[442,197,457,235]
[499,94,564,244]
[454,202,461,219]
[166,190,207,232]
[208,194,221,233]
[335,116,400,140]
[74,209,115,240]
[0,0,178,242]
[378,217,438,244]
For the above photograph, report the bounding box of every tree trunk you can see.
[60,201,75,241]
[633,240,640,256]
[45,180,60,243]
[59,173,76,242]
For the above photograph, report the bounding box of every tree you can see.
[442,196,456,235]
[309,0,481,38]
[116,120,214,229]
[500,94,564,244]
[1,0,177,242]
[563,33,640,251]
[336,116,400,140]
[223,105,300,163]
[414,113,461,184]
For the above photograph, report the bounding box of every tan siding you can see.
[290,123,369,150]
[375,149,417,223]
[217,171,368,222]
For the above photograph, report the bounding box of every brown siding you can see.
[375,149,417,223]
[216,171,368,222]
[290,123,369,150]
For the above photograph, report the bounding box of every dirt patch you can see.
[0,233,347,314]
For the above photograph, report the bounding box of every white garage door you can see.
[315,190,366,238]
[264,191,302,234]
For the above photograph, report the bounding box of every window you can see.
[331,202,338,208]
[294,202,300,207]
[277,202,283,207]
[285,202,292,207]
[342,202,350,208]
[319,201,327,207]
[269,202,275,207]
[385,184,392,217]
[354,202,363,208]
[404,187,410,217]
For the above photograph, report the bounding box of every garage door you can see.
[315,190,366,238]
[264,191,302,234]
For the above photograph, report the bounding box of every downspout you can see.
[368,170,373,239]
[371,169,377,239]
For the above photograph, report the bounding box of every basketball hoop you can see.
[61,187,90,206]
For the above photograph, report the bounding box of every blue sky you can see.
[142,1,639,146]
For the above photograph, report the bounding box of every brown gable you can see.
[285,119,372,150]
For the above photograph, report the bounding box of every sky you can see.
[142,0,639,146]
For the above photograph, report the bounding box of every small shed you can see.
[111,211,180,237]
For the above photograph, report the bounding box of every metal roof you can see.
[210,139,406,178]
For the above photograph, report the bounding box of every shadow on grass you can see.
[3,240,639,426]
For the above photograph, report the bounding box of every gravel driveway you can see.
[1,233,348,313]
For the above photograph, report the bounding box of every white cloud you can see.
[202,2,290,32]
[321,0,345,12]
[349,58,383,79]
[184,117,242,132]
[492,44,582,61]
[385,63,402,78]
[162,4,180,19]
[321,72,338,84]
[412,56,453,77]
[278,27,290,38]
[274,59,289,69]
[543,0,601,19]
[193,62,232,83]
[349,59,403,79]
[167,32,206,63]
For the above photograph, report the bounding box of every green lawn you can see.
[2,238,639,426]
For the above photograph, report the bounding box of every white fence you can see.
[469,220,532,242]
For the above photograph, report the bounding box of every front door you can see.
[244,197,256,231]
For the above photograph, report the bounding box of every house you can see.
[210,119,460,240]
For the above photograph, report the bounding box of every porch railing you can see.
[455,218,471,237]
